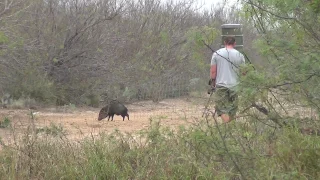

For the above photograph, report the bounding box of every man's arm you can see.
[210,52,218,86]
[210,64,217,79]
[210,64,217,86]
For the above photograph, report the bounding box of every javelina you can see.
[98,101,129,121]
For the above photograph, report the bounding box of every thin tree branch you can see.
[269,72,319,89]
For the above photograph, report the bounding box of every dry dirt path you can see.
[0,98,208,145]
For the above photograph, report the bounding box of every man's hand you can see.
[207,78,216,94]
[208,78,216,86]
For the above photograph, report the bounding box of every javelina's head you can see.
[98,106,109,121]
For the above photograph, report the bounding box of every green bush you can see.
[0,118,319,179]
[84,93,100,108]
[6,64,56,105]
[36,123,66,137]
[0,117,11,128]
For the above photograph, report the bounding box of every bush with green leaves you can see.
[239,0,320,121]
[36,123,66,137]
[0,117,11,128]
[0,117,319,179]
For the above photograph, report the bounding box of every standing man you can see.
[210,36,245,123]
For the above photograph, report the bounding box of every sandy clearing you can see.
[0,98,210,144]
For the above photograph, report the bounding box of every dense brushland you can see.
[0,0,319,179]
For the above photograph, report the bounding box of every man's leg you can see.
[215,87,231,123]
[229,89,238,122]
[221,114,231,123]
[220,89,237,124]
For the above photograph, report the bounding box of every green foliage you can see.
[240,0,320,121]
[308,0,320,13]
[0,119,319,179]
[183,26,217,69]
[233,2,320,177]
[0,31,9,44]
[0,117,11,128]
[273,129,320,179]
[6,97,38,109]
[10,67,56,104]
[0,0,225,105]
[36,123,66,137]
[122,87,136,101]
[84,93,100,108]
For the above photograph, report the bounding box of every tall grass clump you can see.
[0,116,319,179]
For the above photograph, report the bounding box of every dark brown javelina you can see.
[98,101,129,121]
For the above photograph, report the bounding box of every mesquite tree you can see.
[238,0,320,129]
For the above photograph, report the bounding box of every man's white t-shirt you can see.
[211,48,245,89]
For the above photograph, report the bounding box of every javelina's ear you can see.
[100,106,109,113]
[102,106,108,112]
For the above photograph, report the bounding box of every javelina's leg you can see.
[107,115,111,121]
[111,114,114,121]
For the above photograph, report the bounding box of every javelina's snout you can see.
[98,105,109,121]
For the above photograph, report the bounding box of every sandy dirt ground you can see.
[0,98,210,145]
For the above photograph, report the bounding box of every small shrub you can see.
[0,117,11,128]
[85,94,100,107]
[0,117,319,180]
[55,103,77,113]
[4,63,56,105]
[36,123,66,137]
[9,97,38,109]
[122,87,136,101]
[9,99,25,109]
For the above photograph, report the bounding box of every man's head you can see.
[224,36,236,47]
